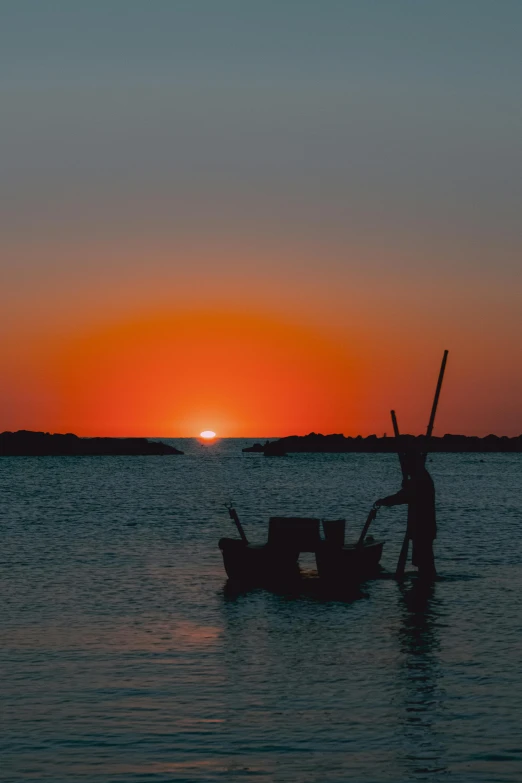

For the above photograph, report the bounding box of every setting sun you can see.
[200,430,216,439]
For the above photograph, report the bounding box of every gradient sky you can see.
[1,1,521,436]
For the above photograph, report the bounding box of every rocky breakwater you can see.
[0,431,184,456]
[243,432,522,454]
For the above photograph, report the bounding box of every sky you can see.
[1,1,521,437]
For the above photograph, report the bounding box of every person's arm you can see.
[375,485,410,507]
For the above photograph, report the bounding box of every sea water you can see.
[1,440,521,783]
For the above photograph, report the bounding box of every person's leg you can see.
[413,539,437,579]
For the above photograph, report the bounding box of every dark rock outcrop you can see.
[263,441,288,457]
[245,433,522,454]
[242,441,270,453]
[0,431,183,456]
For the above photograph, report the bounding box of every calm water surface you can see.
[1,440,521,783]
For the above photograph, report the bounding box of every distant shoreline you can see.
[0,431,183,456]
[244,433,522,455]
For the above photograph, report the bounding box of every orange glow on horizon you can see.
[2,303,520,438]
[40,309,375,437]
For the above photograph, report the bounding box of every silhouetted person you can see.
[376,452,437,579]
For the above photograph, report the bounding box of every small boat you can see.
[219,516,319,584]
[219,511,384,585]
[315,537,384,584]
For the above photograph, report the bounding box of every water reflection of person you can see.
[396,579,447,778]
[398,579,438,656]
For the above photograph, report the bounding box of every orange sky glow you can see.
[35,310,374,438]
[1,295,520,438]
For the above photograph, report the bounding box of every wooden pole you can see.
[391,409,407,481]
[394,350,449,580]
[356,507,378,548]
[395,532,410,579]
[392,410,410,580]
[226,505,249,544]
[426,350,449,439]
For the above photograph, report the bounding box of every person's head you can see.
[402,450,426,478]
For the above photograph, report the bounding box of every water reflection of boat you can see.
[219,512,384,585]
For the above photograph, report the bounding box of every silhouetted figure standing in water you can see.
[376,451,437,579]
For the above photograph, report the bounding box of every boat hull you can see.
[219,538,300,584]
[315,539,384,583]
[219,536,384,585]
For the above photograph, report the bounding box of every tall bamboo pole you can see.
[394,350,449,579]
